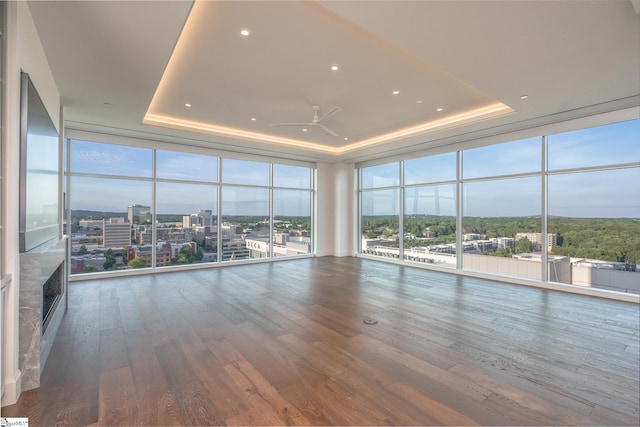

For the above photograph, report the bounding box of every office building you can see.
[127,204,151,225]
[102,218,131,248]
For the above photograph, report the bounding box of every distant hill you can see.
[71,210,126,219]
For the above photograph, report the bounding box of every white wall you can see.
[316,162,356,257]
[573,266,640,294]
[2,1,60,406]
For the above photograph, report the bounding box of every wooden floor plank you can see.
[387,381,479,426]
[2,256,638,426]
[224,359,310,426]
[154,340,226,426]
[97,366,137,426]
[98,327,128,374]
[124,329,184,426]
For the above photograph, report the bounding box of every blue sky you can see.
[361,119,639,218]
[68,119,638,218]
[68,141,312,216]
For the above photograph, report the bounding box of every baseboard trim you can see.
[1,369,22,407]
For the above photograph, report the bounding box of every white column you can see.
[316,162,356,257]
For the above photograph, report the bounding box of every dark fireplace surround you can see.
[42,263,64,331]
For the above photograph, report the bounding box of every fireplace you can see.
[42,263,64,332]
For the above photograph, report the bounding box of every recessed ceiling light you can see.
[520,94,529,99]
[331,65,339,71]
[392,90,400,95]
[344,137,349,141]
[250,117,256,121]
[416,100,423,104]
[185,103,192,107]
[302,128,308,132]
[436,107,443,112]
[240,29,250,36]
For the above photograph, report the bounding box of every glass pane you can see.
[24,130,59,235]
[404,152,456,185]
[273,164,311,188]
[403,184,456,267]
[69,176,151,275]
[462,177,542,279]
[221,158,269,186]
[361,162,399,189]
[548,168,640,294]
[548,119,640,171]
[463,137,541,179]
[63,138,68,173]
[154,182,217,267]
[156,150,217,182]
[360,189,399,259]
[70,140,152,177]
[273,189,311,257]
[221,186,269,262]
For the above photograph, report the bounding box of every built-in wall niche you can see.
[19,72,60,253]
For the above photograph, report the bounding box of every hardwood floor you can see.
[2,256,639,426]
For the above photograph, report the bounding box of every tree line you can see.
[362,215,640,263]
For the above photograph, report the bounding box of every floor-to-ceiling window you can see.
[360,163,400,258]
[221,159,270,261]
[68,141,153,274]
[65,137,315,276]
[462,137,543,280]
[358,117,640,295]
[403,152,457,267]
[273,164,313,257]
[155,149,218,266]
[547,120,640,293]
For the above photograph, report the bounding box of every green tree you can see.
[489,247,513,258]
[78,244,88,255]
[514,237,533,254]
[84,265,97,273]
[176,244,200,264]
[128,257,146,268]
[103,248,117,270]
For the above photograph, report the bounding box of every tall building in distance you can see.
[183,209,213,229]
[197,209,213,227]
[183,214,198,229]
[103,217,131,247]
[128,204,151,225]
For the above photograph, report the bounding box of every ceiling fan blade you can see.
[318,106,342,123]
[317,123,339,137]
[269,123,313,127]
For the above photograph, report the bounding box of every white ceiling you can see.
[27,0,640,163]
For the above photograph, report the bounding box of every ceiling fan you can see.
[270,105,342,136]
